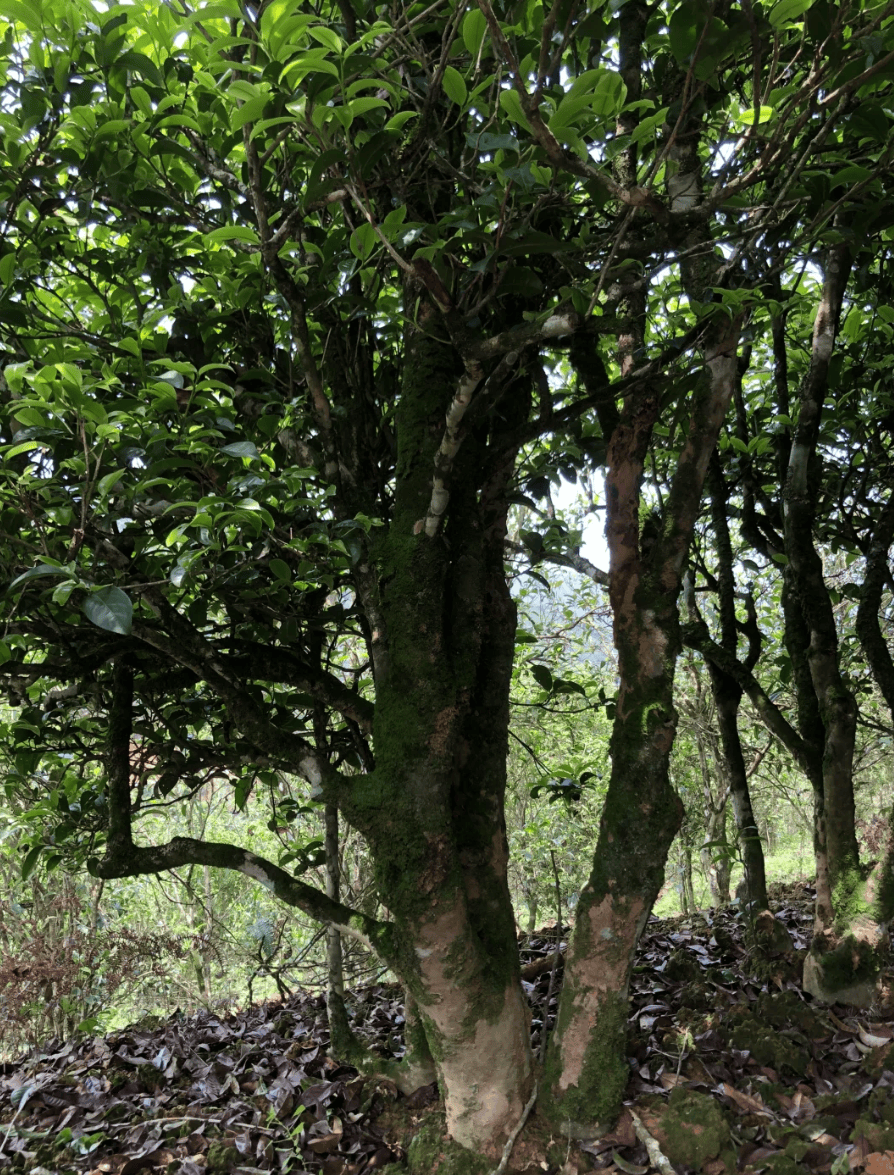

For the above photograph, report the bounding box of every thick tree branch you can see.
[681,595,815,776]
[88,837,393,960]
[230,644,375,733]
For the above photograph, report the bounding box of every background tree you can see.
[686,236,894,1000]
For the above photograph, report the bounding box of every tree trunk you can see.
[704,451,769,910]
[541,614,684,1133]
[324,800,349,1050]
[711,674,767,909]
[778,243,886,1002]
[690,714,729,907]
[699,788,731,908]
[337,320,534,1152]
[543,275,741,1138]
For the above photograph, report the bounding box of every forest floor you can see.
[2,881,894,1175]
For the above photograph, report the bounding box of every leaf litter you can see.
[2,881,894,1174]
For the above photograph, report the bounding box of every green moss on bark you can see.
[541,988,629,1132]
[812,933,881,989]
[830,863,870,931]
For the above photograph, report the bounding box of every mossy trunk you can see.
[540,602,683,1135]
[336,316,534,1154]
[705,426,767,909]
[777,243,884,1001]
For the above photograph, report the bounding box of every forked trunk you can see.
[541,649,682,1133]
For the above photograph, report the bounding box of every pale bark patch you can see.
[637,616,668,680]
[415,903,533,1154]
[558,894,646,1091]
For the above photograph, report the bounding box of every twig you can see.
[491,1080,538,1175]
[629,1109,675,1175]
[1,1103,28,1152]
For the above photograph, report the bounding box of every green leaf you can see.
[21,844,43,882]
[205,226,260,245]
[249,116,296,142]
[499,89,532,131]
[95,119,131,141]
[349,96,389,118]
[462,9,487,57]
[12,407,47,428]
[830,164,873,191]
[550,91,596,134]
[231,95,271,132]
[441,66,468,107]
[52,581,77,606]
[4,1,43,33]
[669,2,703,63]
[270,559,292,582]
[384,111,418,133]
[82,587,133,635]
[769,0,814,27]
[156,114,203,133]
[736,105,775,126]
[97,469,125,497]
[8,563,69,592]
[466,131,520,152]
[220,441,260,458]
[307,25,343,52]
[350,222,378,260]
[4,439,42,459]
[530,663,553,690]
[568,69,626,118]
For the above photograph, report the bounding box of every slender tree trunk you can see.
[202,864,213,1001]
[734,279,843,942]
[541,594,684,1133]
[711,675,767,909]
[690,703,730,906]
[852,494,894,934]
[777,243,886,1001]
[699,787,731,908]
[682,844,696,914]
[704,452,768,909]
[542,37,743,1121]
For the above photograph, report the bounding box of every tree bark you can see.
[705,452,768,910]
[777,244,887,1001]
[331,320,536,1151]
[853,493,894,938]
[542,31,744,1125]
